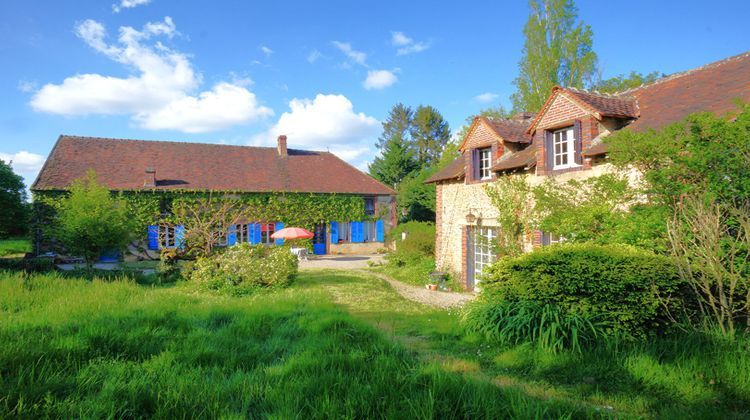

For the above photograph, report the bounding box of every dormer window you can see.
[552,127,577,169]
[478,147,492,180]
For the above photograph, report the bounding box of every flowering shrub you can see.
[189,243,298,295]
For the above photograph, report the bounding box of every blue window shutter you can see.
[351,221,363,243]
[175,225,185,249]
[227,225,237,246]
[147,225,159,250]
[376,220,384,242]
[247,223,255,243]
[275,222,285,245]
[252,223,262,244]
[330,221,339,244]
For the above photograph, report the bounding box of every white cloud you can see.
[17,80,37,93]
[474,92,499,103]
[391,31,430,55]
[250,94,380,169]
[137,83,273,133]
[331,41,367,66]
[112,0,151,13]
[260,45,273,56]
[307,49,322,63]
[30,17,272,133]
[0,151,46,185]
[391,31,412,46]
[363,69,398,90]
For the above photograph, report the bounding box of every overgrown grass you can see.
[0,270,578,418]
[2,269,748,418]
[0,237,31,257]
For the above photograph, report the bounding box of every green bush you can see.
[462,300,605,353]
[0,257,55,273]
[389,221,435,257]
[189,243,298,295]
[480,243,687,339]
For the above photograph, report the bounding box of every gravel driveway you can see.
[364,271,476,309]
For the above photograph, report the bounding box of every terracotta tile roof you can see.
[623,50,750,132]
[582,50,750,156]
[425,156,465,184]
[484,118,532,143]
[32,135,396,195]
[492,146,537,172]
[563,88,639,119]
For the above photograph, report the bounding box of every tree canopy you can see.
[511,0,597,113]
[0,159,28,238]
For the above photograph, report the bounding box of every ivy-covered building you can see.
[427,50,750,291]
[32,134,396,257]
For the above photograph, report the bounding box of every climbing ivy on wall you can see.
[33,189,369,246]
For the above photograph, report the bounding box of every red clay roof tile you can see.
[32,136,396,195]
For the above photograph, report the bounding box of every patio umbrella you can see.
[271,227,314,240]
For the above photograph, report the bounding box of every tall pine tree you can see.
[368,136,418,188]
[369,104,418,187]
[410,105,451,166]
[511,0,597,113]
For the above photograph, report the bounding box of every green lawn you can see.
[0,237,31,257]
[1,269,748,418]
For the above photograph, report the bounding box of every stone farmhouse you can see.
[427,51,750,291]
[32,135,396,257]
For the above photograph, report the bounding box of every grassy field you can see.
[1,269,749,418]
[0,237,31,257]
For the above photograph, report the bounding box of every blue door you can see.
[313,223,326,255]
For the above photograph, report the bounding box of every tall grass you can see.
[462,300,609,354]
[0,270,578,418]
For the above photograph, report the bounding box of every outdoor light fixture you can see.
[465,209,477,224]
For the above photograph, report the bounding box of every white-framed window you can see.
[473,226,497,284]
[479,147,492,180]
[236,223,249,243]
[159,225,176,249]
[260,223,276,245]
[364,221,377,242]
[552,127,577,169]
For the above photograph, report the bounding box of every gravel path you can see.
[362,270,476,309]
[299,254,384,270]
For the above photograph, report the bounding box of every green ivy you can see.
[34,190,369,243]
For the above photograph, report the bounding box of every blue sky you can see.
[1,0,749,187]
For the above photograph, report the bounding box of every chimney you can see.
[512,112,535,121]
[144,167,156,188]
[277,135,288,157]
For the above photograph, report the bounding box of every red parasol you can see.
[271,227,314,240]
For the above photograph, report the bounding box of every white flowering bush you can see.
[189,243,298,295]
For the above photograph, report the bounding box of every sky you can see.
[1,0,749,189]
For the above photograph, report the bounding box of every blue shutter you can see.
[376,220,384,242]
[147,225,159,250]
[330,221,339,244]
[351,221,363,243]
[227,225,237,246]
[175,225,185,249]
[252,223,262,244]
[247,223,255,243]
[274,222,285,245]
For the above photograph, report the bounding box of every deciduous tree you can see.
[0,159,28,238]
[511,0,597,113]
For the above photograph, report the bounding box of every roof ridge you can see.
[614,49,750,96]
[59,134,326,153]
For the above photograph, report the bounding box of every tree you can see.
[594,71,663,94]
[398,168,438,222]
[54,171,136,265]
[368,136,418,188]
[410,105,451,166]
[511,0,597,113]
[169,195,252,258]
[376,103,413,150]
[0,159,28,238]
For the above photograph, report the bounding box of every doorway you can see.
[466,226,498,290]
[313,223,327,255]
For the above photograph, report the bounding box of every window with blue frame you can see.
[332,220,384,243]
[260,223,276,245]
